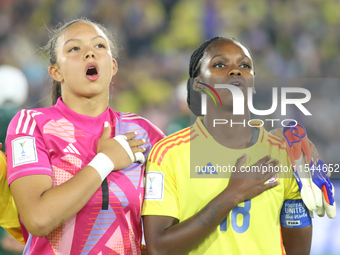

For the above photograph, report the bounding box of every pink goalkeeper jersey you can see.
[6,98,165,255]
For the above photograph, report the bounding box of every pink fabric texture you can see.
[6,98,165,255]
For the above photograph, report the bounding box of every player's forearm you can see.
[145,188,241,255]
[12,166,102,237]
[38,166,103,232]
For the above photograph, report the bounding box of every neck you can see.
[203,107,254,149]
[61,91,109,117]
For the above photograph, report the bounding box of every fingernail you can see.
[134,131,137,135]
[104,121,109,127]
[143,147,146,151]
[142,139,146,143]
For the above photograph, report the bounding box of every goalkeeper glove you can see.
[283,121,336,219]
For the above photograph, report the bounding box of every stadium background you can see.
[0,0,339,254]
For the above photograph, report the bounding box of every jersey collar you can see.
[53,97,115,134]
[193,117,265,151]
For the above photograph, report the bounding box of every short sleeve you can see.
[6,110,52,184]
[283,164,301,201]
[142,121,165,160]
[0,151,20,228]
[146,124,165,148]
[142,153,180,219]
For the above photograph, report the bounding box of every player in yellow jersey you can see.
[0,144,24,245]
[142,37,312,255]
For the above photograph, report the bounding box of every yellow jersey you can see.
[142,118,301,255]
[0,150,24,244]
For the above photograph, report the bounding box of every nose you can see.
[84,47,95,60]
[228,69,241,77]
[85,53,95,59]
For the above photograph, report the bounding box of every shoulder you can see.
[8,107,56,136]
[119,112,165,143]
[261,128,292,172]
[120,112,162,132]
[258,127,286,151]
[148,126,191,166]
[266,132,286,150]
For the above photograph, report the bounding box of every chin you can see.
[80,89,108,99]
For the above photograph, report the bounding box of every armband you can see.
[280,199,312,228]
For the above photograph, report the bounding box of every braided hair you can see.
[187,36,223,116]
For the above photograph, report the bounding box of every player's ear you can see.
[193,77,204,92]
[48,65,64,83]
[112,58,118,77]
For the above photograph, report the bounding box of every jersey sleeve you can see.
[282,152,301,201]
[142,148,180,219]
[6,110,52,185]
[283,177,301,200]
[0,151,20,228]
[144,123,165,159]
[144,121,165,148]
[0,151,25,244]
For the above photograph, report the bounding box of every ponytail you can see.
[51,80,61,105]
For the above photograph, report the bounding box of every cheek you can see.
[215,88,233,99]
[246,69,255,78]
[202,69,212,77]
[58,65,78,81]
[244,72,254,87]
[60,57,81,75]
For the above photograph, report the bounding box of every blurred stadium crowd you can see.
[0,1,340,254]
[1,0,339,165]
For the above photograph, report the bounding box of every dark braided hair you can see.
[189,36,222,79]
[187,36,223,116]
[187,36,254,116]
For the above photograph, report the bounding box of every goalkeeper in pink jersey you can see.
[6,18,164,255]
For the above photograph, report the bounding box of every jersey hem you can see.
[8,168,52,185]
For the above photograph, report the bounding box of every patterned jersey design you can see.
[6,98,164,255]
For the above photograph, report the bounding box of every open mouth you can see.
[86,66,98,76]
[85,63,99,81]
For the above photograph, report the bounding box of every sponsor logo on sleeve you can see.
[12,137,38,167]
[286,220,301,226]
[145,172,164,201]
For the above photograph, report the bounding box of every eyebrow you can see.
[212,54,251,61]
[63,35,106,47]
